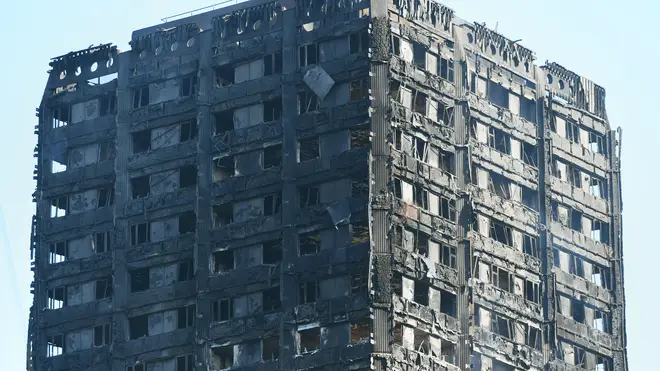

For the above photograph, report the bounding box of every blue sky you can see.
[1,0,656,369]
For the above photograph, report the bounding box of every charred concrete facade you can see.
[27,1,627,371]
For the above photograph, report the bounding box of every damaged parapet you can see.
[542,62,608,120]
[28,0,627,370]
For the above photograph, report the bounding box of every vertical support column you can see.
[537,73,556,363]
[195,31,214,371]
[369,1,391,370]
[33,101,50,370]
[452,28,471,371]
[112,51,133,371]
[279,1,299,369]
[608,128,628,371]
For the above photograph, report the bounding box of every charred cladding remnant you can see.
[27,0,627,370]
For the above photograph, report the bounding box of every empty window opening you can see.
[178,260,194,282]
[520,97,537,123]
[438,101,454,126]
[49,241,67,264]
[132,129,151,153]
[264,99,282,122]
[571,299,585,323]
[47,334,64,357]
[573,345,587,368]
[176,355,194,371]
[262,336,280,361]
[133,86,149,109]
[100,95,116,116]
[525,325,541,350]
[487,81,509,108]
[594,310,610,333]
[525,280,540,304]
[299,280,319,304]
[298,44,318,67]
[213,249,235,273]
[213,109,234,135]
[131,222,150,245]
[213,204,233,227]
[491,265,514,293]
[522,186,538,211]
[298,136,320,161]
[392,272,403,296]
[488,171,511,200]
[213,298,234,322]
[441,244,457,269]
[569,254,585,278]
[298,90,319,114]
[590,176,606,199]
[299,185,320,207]
[350,126,370,148]
[351,220,370,245]
[179,211,196,234]
[97,188,114,208]
[490,220,513,247]
[523,233,539,259]
[351,175,369,198]
[438,148,455,174]
[179,165,197,188]
[94,324,111,347]
[350,79,369,102]
[390,35,401,55]
[264,193,282,216]
[413,328,430,354]
[181,75,198,97]
[299,327,321,353]
[212,155,235,182]
[351,271,368,294]
[522,142,538,167]
[350,318,371,343]
[440,196,457,221]
[412,89,427,115]
[569,167,582,188]
[589,132,605,154]
[180,120,198,142]
[52,105,70,128]
[130,268,150,293]
[413,184,428,209]
[50,196,68,218]
[177,304,196,329]
[491,313,513,340]
[94,232,111,253]
[441,341,457,365]
[51,158,68,173]
[96,277,113,299]
[440,289,457,317]
[412,42,426,69]
[264,52,283,76]
[592,220,608,243]
[439,57,454,82]
[299,231,321,256]
[570,209,583,232]
[413,281,429,306]
[214,65,235,87]
[488,126,510,154]
[211,345,234,370]
[131,176,150,199]
[350,30,369,54]
[263,144,282,169]
[263,286,281,312]
[592,265,610,289]
[263,239,283,265]
[597,356,612,371]
[48,287,66,309]
[566,120,581,144]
